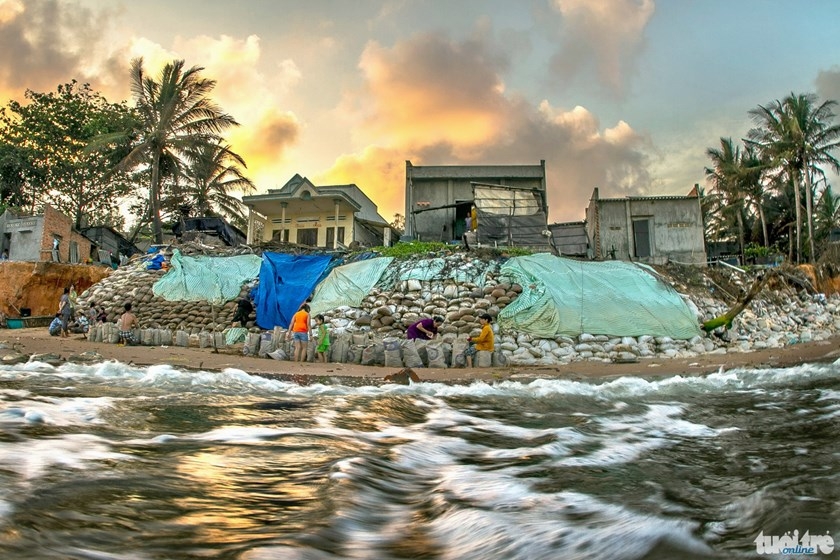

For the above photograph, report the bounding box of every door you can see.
[632,218,651,258]
[296,228,318,246]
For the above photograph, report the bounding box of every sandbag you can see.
[451,338,469,368]
[213,332,225,348]
[331,333,352,363]
[476,350,492,368]
[426,340,449,368]
[383,336,403,368]
[244,333,261,356]
[175,330,189,347]
[346,344,364,364]
[361,342,384,366]
[401,339,424,368]
[199,332,213,348]
[258,332,275,358]
[160,329,173,346]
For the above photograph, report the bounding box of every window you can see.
[326,227,345,246]
[632,218,651,258]
[69,241,79,264]
[272,229,289,242]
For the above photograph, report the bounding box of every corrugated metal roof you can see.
[409,164,545,179]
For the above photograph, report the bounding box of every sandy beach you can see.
[2,326,839,384]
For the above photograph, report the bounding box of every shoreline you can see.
[2,327,839,384]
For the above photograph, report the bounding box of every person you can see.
[96,307,108,323]
[314,314,330,363]
[466,313,494,368]
[48,313,62,336]
[58,287,72,338]
[69,284,78,316]
[470,204,478,231]
[87,301,99,325]
[232,297,254,326]
[117,302,138,346]
[1,249,8,260]
[70,313,90,336]
[287,303,311,362]
[406,316,443,340]
[52,237,60,262]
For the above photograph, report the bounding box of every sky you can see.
[1,0,839,224]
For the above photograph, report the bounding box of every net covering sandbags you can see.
[152,250,262,304]
[497,254,700,339]
[309,257,395,317]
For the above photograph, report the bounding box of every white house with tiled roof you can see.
[242,174,393,249]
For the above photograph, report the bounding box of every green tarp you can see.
[152,249,262,304]
[309,257,395,317]
[497,254,701,339]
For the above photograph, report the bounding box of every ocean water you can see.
[0,359,838,560]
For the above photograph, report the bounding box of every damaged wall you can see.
[0,262,112,317]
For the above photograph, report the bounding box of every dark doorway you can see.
[296,228,318,246]
[632,218,651,258]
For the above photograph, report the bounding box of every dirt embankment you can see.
[0,262,112,318]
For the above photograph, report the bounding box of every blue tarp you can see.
[255,253,333,329]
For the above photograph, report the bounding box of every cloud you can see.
[548,0,655,98]
[816,66,840,105]
[322,31,653,223]
[126,33,304,189]
[0,0,85,92]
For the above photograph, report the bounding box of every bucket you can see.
[6,318,24,329]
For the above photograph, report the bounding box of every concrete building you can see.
[79,226,139,265]
[0,205,96,263]
[547,221,589,257]
[585,188,707,265]
[405,160,550,249]
[242,174,393,249]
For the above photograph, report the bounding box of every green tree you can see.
[748,93,840,262]
[815,185,840,242]
[177,140,254,229]
[706,137,748,258]
[0,142,36,211]
[0,81,136,228]
[119,58,239,244]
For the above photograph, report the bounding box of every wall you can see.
[410,177,547,243]
[1,206,96,263]
[264,208,360,247]
[0,261,112,318]
[594,198,706,265]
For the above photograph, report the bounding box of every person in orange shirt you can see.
[287,303,311,362]
[465,313,494,368]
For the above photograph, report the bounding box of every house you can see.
[80,225,140,265]
[546,221,589,257]
[0,205,96,263]
[585,188,707,265]
[242,174,393,249]
[405,160,551,250]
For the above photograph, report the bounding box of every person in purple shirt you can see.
[406,316,444,340]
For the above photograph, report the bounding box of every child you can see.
[48,313,62,336]
[117,302,138,346]
[287,303,310,362]
[315,314,330,363]
[466,313,494,368]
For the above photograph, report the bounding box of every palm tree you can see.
[748,93,840,262]
[120,58,239,243]
[180,140,255,229]
[815,185,840,243]
[737,144,770,247]
[706,137,748,259]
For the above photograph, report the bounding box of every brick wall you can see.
[41,206,96,264]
